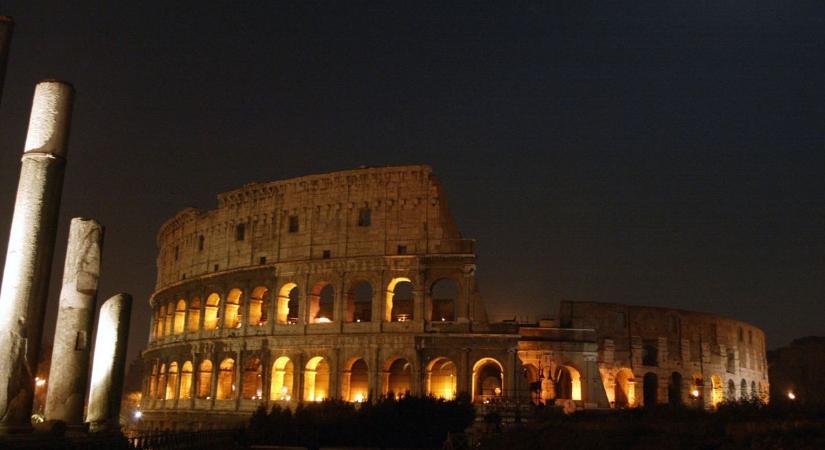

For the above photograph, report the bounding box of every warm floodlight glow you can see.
[354,393,365,403]
[315,316,332,323]
[788,392,796,400]
[691,389,700,398]
[35,377,46,387]
[134,410,143,419]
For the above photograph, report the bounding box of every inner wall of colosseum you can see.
[139,166,769,430]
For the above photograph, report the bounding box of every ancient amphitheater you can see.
[140,165,770,430]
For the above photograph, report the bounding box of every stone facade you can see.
[139,165,770,430]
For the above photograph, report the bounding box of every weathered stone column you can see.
[0,16,13,105]
[86,293,132,433]
[0,80,74,431]
[44,218,104,425]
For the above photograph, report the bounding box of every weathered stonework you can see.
[45,218,104,425]
[0,80,73,431]
[139,166,769,430]
[87,293,132,432]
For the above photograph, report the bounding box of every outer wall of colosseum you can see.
[560,301,770,409]
[138,165,770,431]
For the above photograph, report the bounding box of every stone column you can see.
[0,80,74,431]
[44,218,104,425]
[86,293,132,433]
[0,16,13,105]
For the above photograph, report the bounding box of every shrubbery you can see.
[245,393,475,449]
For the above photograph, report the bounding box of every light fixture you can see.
[788,391,796,400]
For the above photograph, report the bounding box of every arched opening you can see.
[427,358,456,400]
[303,356,330,402]
[727,379,736,401]
[472,358,503,403]
[197,360,213,399]
[751,381,757,400]
[430,278,458,322]
[242,357,263,400]
[309,282,335,323]
[344,358,369,402]
[523,364,542,405]
[277,283,300,324]
[224,288,243,329]
[179,361,193,400]
[385,278,414,322]
[711,375,724,406]
[271,356,294,401]
[614,368,635,408]
[157,363,167,399]
[149,363,158,399]
[346,281,372,322]
[173,299,186,335]
[248,286,268,326]
[204,293,221,331]
[554,365,582,401]
[166,362,179,399]
[740,379,748,400]
[187,297,201,332]
[216,358,235,400]
[643,372,658,407]
[668,372,683,406]
[691,374,704,404]
[385,358,411,398]
[164,303,174,336]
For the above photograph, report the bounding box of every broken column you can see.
[0,16,13,105]
[0,80,74,431]
[44,218,104,426]
[86,293,132,433]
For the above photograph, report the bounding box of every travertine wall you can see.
[155,165,466,288]
[559,301,770,408]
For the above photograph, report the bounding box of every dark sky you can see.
[1,1,823,365]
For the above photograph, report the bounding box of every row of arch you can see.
[152,278,461,339]
[146,355,504,404]
[610,369,767,408]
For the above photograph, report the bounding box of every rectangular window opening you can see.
[288,215,299,233]
[358,208,371,227]
[235,223,246,241]
[397,245,407,255]
[322,250,331,259]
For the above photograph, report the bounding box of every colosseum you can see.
[139,165,770,430]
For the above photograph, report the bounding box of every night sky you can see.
[1,1,823,365]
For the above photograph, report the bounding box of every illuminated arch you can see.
[179,361,193,400]
[472,358,503,403]
[248,286,268,326]
[343,358,369,402]
[614,368,635,408]
[157,363,167,399]
[309,282,335,323]
[173,299,186,335]
[303,356,330,402]
[554,365,582,401]
[277,283,299,324]
[204,293,221,330]
[166,362,179,399]
[427,357,456,400]
[224,288,243,329]
[197,360,213,399]
[271,356,294,401]
[148,362,159,399]
[711,375,724,406]
[216,358,235,400]
[164,303,174,336]
[187,296,201,332]
[242,357,263,400]
[385,277,413,322]
[384,358,412,398]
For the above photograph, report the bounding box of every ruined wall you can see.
[560,301,770,408]
[155,165,467,288]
